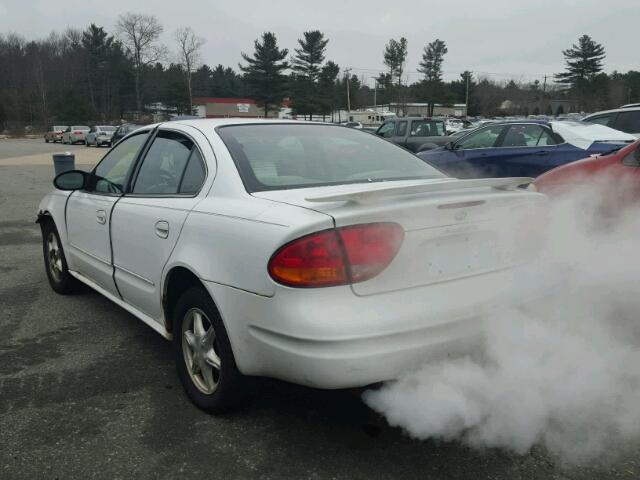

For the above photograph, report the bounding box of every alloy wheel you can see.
[181,308,222,394]
[47,232,63,283]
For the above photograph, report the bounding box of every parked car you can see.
[111,123,142,144]
[583,106,640,137]
[85,125,116,147]
[61,126,90,144]
[44,125,68,143]
[418,120,636,179]
[531,140,640,212]
[344,121,363,129]
[38,119,545,412]
[375,117,448,152]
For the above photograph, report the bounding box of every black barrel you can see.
[53,152,75,176]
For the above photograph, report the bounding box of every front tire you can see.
[173,286,245,413]
[41,221,82,294]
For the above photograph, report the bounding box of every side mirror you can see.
[444,141,455,151]
[53,170,87,191]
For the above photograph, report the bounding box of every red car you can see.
[532,140,640,212]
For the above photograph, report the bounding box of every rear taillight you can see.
[268,223,404,288]
[73,131,82,134]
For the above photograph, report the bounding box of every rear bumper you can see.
[204,264,554,389]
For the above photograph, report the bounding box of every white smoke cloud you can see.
[363,170,640,465]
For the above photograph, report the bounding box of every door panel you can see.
[66,192,119,295]
[65,130,151,296]
[110,129,208,320]
[111,198,198,318]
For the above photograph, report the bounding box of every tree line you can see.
[1,13,638,130]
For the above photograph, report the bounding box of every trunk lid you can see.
[253,178,546,296]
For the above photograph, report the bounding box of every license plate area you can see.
[423,232,500,279]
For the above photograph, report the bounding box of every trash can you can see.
[53,152,75,176]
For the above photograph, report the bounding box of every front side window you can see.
[457,125,506,149]
[585,115,613,126]
[501,124,557,147]
[132,130,200,195]
[218,124,445,192]
[89,132,149,194]
[377,122,396,138]
[396,121,408,136]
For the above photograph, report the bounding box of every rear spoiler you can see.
[305,177,534,203]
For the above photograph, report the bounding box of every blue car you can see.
[417,120,636,178]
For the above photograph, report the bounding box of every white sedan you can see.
[38,119,544,412]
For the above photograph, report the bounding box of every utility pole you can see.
[345,68,352,117]
[465,71,471,118]
[542,75,548,115]
[373,78,377,109]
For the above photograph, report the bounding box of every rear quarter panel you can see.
[164,196,335,297]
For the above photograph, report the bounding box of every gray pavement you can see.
[0,138,89,160]
[0,147,638,479]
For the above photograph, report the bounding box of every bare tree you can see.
[116,13,165,114]
[175,27,206,114]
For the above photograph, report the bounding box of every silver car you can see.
[38,119,546,412]
[44,125,68,143]
[62,126,90,145]
[85,125,116,147]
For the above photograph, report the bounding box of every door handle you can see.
[155,221,170,239]
[96,210,107,224]
[536,150,549,156]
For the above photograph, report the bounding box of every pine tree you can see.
[317,60,340,120]
[418,39,448,115]
[239,32,289,117]
[291,30,329,118]
[383,37,408,87]
[556,35,606,87]
[418,39,448,82]
[555,35,606,109]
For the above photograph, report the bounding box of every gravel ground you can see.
[0,140,638,479]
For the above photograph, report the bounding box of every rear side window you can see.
[410,120,444,137]
[132,131,195,195]
[179,148,206,194]
[396,121,408,136]
[614,111,640,133]
[501,124,557,147]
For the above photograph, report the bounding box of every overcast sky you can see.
[0,0,637,86]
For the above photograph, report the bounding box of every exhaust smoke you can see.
[363,175,640,465]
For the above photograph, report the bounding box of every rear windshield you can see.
[217,123,445,192]
[99,126,116,131]
[72,126,89,130]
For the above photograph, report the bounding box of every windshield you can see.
[217,124,445,192]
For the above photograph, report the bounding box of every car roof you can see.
[480,119,550,126]
[157,118,340,129]
[584,106,640,118]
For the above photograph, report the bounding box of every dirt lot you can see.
[0,140,638,479]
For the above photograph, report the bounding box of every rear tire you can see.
[173,286,245,413]
[41,220,82,294]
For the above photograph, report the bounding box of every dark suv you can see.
[583,107,640,137]
[375,117,448,152]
